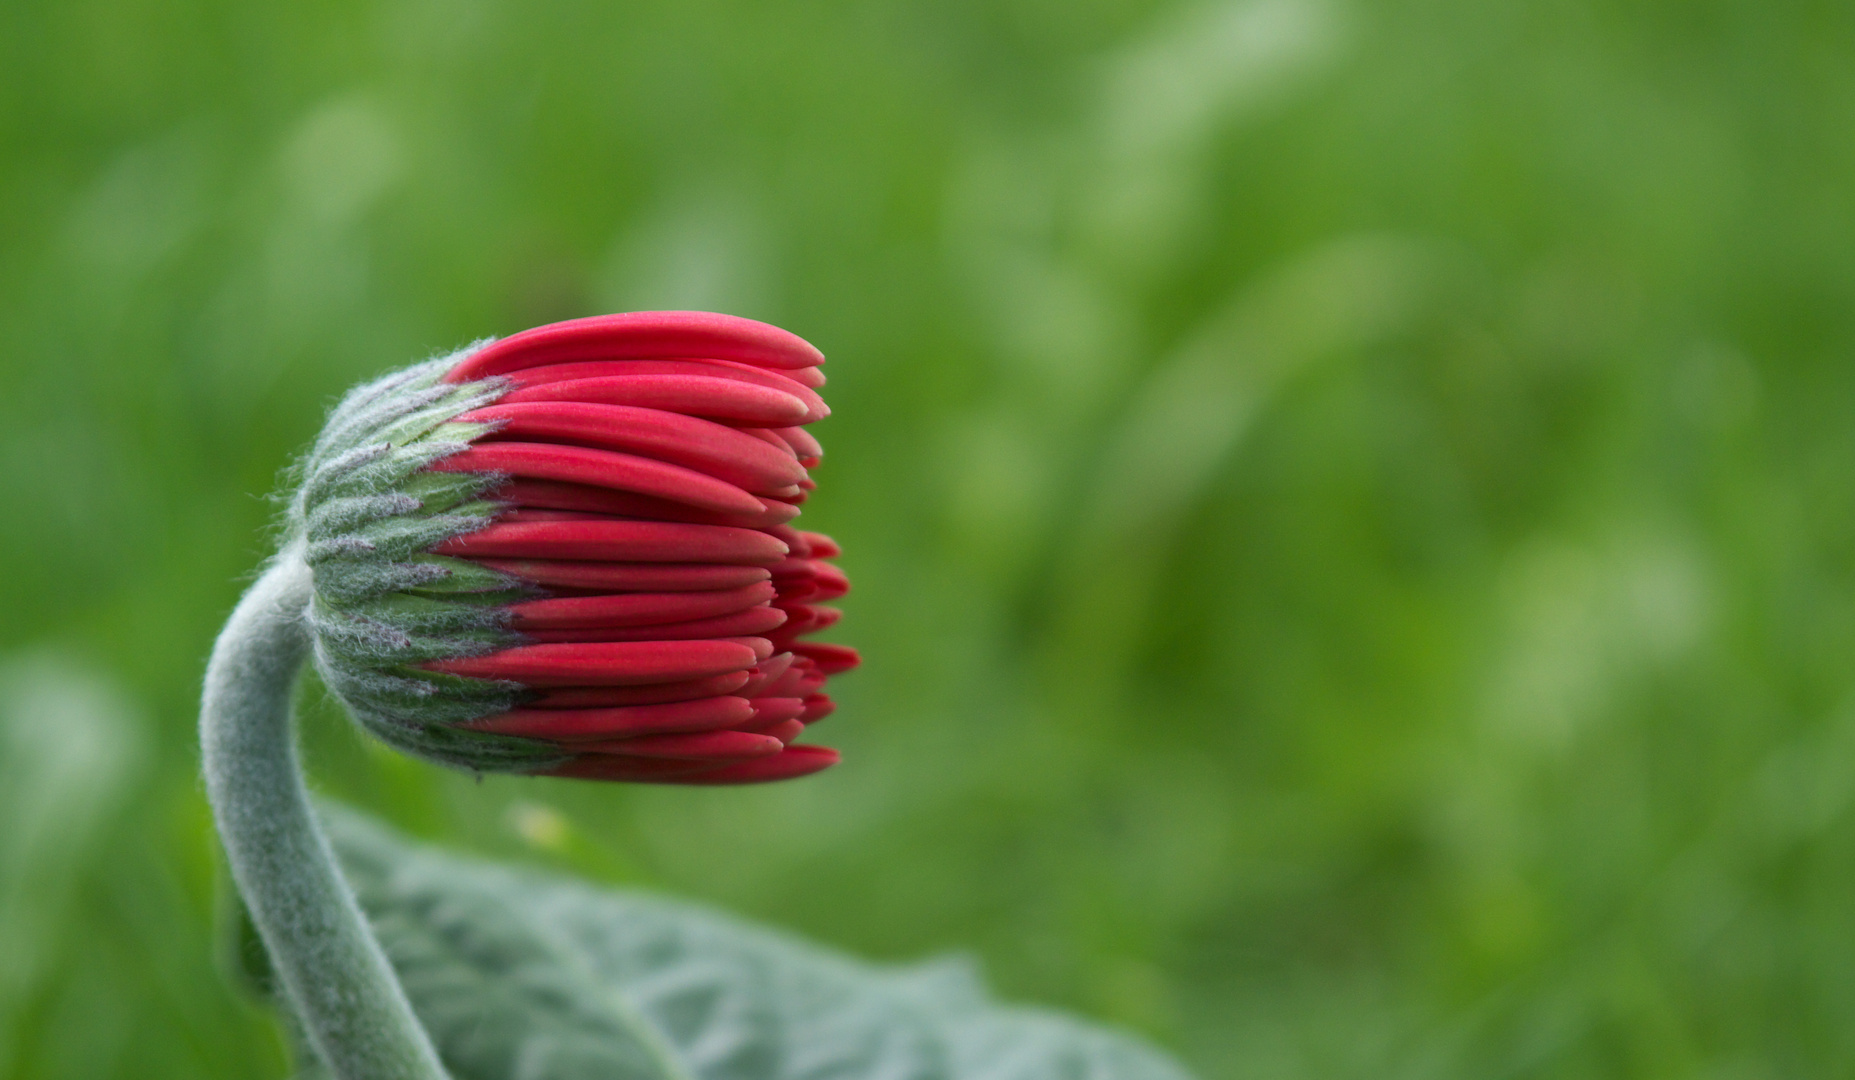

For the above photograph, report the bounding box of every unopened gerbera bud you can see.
[290,311,856,784]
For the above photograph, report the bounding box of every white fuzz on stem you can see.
[200,549,450,1080]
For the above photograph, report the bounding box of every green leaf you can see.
[323,805,1197,1080]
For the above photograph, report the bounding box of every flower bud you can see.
[289,312,856,784]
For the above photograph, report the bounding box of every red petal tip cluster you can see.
[428,312,854,785]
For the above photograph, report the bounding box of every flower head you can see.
[291,312,855,785]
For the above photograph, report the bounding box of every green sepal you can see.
[328,513,495,563]
[383,666,528,705]
[398,556,531,598]
[305,558,456,605]
[302,441,477,509]
[310,619,515,666]
[355,716,566,774]
[304,494,424,542]
[332,591,516,625]
[285,350,572,776]
[372,405,497,453]
[316,664,522,729]
[394,472,506,518]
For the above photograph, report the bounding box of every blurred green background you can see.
[4,0,1854,1075]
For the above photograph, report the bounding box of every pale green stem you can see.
[200,551,450,1080]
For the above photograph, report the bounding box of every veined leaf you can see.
[323,805,1196,1080]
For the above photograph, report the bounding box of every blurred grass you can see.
[4,0,1855,1076]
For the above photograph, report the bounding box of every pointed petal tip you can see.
[668,744,841,785]
[445,311,825,383]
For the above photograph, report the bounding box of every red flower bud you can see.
[297,312,854,785]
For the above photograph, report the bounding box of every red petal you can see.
[501,360,829,423]
[799,532,841,558]
[792,642,860,675]
[799,694,835,722]
[445,312,825,382]
[666,744,840,785]
[461,402,808,493]
[747,719,805,744]
[699,360,828,419]
[737,428,799,457]
[770,604,840,636]
[773,426,824,461]
[804,564,851,602]
[747,697,806,725]
[490,478,797,529]
[769,556,822,580]
[736,652,795,697]
[525,672,750,708]
[726,636,777,661]
[542,755,729,782]
[508,581,776,630]
[763,524,807,556]
[426,639,759,686]
[767,561,849,604]
[464,696,755,739]
[500,375,809,425]
[470,558,769,593]
[759,664,811,699]
[430,443,764,516]
[577,729,784,760]
[519,605,788,643]
[781,364,826,388]
[432,519,787,564]
[758,675,825,703]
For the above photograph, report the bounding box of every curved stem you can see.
[201,552,450,1080]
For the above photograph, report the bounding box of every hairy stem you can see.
[201,552,450,1080]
